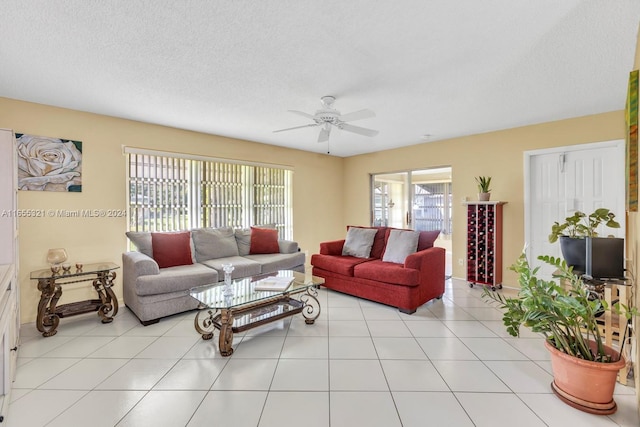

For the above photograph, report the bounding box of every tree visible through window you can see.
[127,151,293,239]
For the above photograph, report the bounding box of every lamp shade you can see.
[46,248,68,265]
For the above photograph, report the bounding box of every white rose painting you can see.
[16,133,82,192]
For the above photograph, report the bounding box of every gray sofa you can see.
[122,226,305,325]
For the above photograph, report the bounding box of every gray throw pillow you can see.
[382,229,420,264]
[342,227,377,258]
[192,227,239,262]
[126,231,152,257]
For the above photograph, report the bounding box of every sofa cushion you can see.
[382,229,419,264]
[418,230,440,250]
[234,228,252,256]
[201,256,262,279]
[245,252,306,274]
[250,226,280,254]
[354,260,419,286]
[192,227,239,262]
[278,240,299,254]
[311,254,371,277]
[151,231,193,268]
[136,262,217,296]
[126,231,153,257]
[342,227,377,258]
[347,226,388,259]
[235,224,276,255]
[381,228,441,252]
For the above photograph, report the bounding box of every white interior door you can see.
[525,140,625,277]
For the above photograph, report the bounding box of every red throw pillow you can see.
[151,231,193,268]
[250,227,280,254]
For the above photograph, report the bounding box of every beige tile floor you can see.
[8,278,640,426]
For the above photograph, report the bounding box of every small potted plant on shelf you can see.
[483,253,636,415]
[475,176,491,201]
[548,208,621,274]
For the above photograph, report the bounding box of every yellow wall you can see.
[0,97,344,323]
[344,112,625,285]
[0,96,628,324]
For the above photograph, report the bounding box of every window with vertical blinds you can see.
[126,150,293,239]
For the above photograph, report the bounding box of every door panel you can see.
[371,168,453,233]
[372,174,408,228]
[526,141,625,278]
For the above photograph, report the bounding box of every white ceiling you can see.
[1,1,639,157]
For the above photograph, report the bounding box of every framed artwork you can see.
[15,133,82,192]
[625,70,638,212]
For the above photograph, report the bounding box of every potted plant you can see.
[483,254,636,414]
[548,208,621,274]
[475,176,491,201]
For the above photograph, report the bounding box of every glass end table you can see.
[31,262,119,337]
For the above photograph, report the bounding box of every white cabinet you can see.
[0,129,19,422]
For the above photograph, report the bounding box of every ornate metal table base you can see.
[36,269,119,337]
[299,286,321,324]
[194,286,321,356]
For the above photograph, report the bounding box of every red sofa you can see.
[310,226,445,314]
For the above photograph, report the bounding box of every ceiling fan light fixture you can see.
[320,96,335,108]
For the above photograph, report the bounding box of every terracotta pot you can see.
[478,192,490,201]
[544,339,625,415]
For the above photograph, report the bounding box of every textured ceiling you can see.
[1,1,639,157]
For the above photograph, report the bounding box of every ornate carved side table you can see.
[31,262,119,337]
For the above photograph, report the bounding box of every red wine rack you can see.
[464,201,506,290]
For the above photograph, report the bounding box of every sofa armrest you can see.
[404,246,445,271]
[278,239,299,254]
[405,246,446,300]
[319,239,345,255]
[122,251,160,277]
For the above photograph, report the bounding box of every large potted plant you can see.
[483,254,636,414]
[548,208,621,274]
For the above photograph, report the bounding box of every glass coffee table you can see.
[190,270,324,356]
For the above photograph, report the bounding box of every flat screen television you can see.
[585,237,625,280]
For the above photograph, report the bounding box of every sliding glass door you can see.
[371,168,452,234]
[372,172,409,228]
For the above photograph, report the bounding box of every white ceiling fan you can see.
[273,96,379,147]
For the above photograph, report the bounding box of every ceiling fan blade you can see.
[318,126,331,143]
[338,123,379,137]
[288,110,316,120]
[339,109,375,122]
[273,123,319,133]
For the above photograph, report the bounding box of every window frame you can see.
[124,147,293,239]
